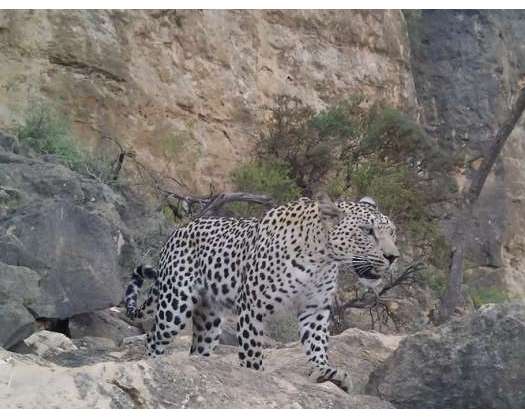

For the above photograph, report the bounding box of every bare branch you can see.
[341,261,425,310]
[330,261,425,334]
[95,137,275,221]
[193,192,275,219]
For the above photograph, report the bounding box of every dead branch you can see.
[193,192,275,219]
[329,261,425,334]
[125,152,274,219]
[99,135,139,182]
[93,135,275,220]
[342,261,425,310]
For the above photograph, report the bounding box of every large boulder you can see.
[0,138,169,348]
[0,262,53,348]
[366,302,525,408]
[0,201,126,318]
[0,327,399,408]
[0,301,36,349]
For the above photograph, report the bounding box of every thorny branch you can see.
[193,192,274,219]
[97,135,274,219]
[342,261,425,310]
[330,261,425,333]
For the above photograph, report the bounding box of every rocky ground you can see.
[1,326,399,408]
[1,302,525,408]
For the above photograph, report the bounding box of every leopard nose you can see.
[385,254,398,264]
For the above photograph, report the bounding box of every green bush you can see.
[326,171,351,200]
[350,160,420,217]
[309,99,360,142]
[363,106,452,172]
[468,286,509,309]
[15,102,115,181]
[16,103,85,170]
[255,96,452,200]
[231,160,301,202]
[256,95,364,195]
[346,157,451,267]
[229,161,301,218]
[232,95,456,275]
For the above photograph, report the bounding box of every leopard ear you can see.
[315,192,343,228]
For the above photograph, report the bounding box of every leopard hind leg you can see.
[146,273,197,357]
[190,296,223,356]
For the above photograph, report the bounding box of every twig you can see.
[342,261,425,310]
[92,135,274,220]
[193,192,274,219]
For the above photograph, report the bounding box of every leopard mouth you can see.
[359,269,381,280]
[351,257,382,280]
[352,263,381,279]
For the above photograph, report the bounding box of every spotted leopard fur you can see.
[124,195,399,392]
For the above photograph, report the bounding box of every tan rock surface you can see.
[0,327,401,408]
[0,10,417,193]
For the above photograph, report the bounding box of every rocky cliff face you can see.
[0,10,417,193]
[408,10,525,298]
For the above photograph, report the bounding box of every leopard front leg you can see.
[297,307,353,393]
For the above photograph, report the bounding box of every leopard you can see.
[124,194,399,392]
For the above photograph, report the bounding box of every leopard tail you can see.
[124,265,158,319]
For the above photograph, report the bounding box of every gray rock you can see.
[0,302,36,349]
[0,201,124,319]
[75,336,118,351]
[0,261,56,317]
[0,262,54,348]
[24,330,78,357]
[0,186,24,218]
[69,307,142,344]
[45,336,121,367]
[366,302,525,408]
[0,132,18,153]
[0,141,170,348]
